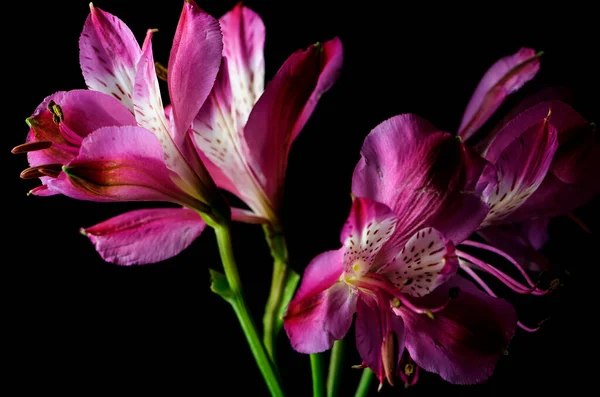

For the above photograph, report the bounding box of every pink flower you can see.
[285,116,517,387]
[13,2,251,265]
[190,4,343,226]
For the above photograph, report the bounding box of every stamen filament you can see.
[461,240,537,287]
[457,250,546,295]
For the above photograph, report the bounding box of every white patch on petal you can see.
[343,217,396,278]
[379,228,457,297]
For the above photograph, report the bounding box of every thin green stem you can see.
[354,369,374,397]
[263,225,299,361]
[310,353,326,397]
[326,339,345,397]
[214,224,285,397]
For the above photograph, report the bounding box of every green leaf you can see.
[209,268,233,301]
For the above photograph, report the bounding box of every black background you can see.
[7,1,599,396]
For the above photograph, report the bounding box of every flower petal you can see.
[191,58,272,219]
[458,48,541,140]
[79,4,141,110]
[355,294,405,386]
[340,197,397,277]
[379,228,458,297]
[220,3,265,121]
[242,38,343,208]
[82,208,206,265]
[48,126,202,209]
[481,113,558,226]
[352,114,490,260]
[478,219,550,272]
[399,276,517,384]
[168,0,222,140]
[550,122,599,188]
[284,250,357,353]
[26,90,136,167]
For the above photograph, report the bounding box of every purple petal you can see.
[481,113,558,226]
[459,48,541,140]
[242,38,343,209]
[399,276,517,384]
[355,294,405,386]
[284,250,356,353]
[340,197,398,276]
[378,228,458,297]
[168,0,222,141]
[79,4,141,110]
[82,208,206,265]
[352,114,489,261]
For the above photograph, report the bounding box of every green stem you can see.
[354,369,374,397]
[326,339,345,397]
[214,224,285,397]
[310,354,326,397]
[263,225,299,361]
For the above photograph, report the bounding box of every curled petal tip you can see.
[79,227,88,236]
[89,2,94,9]
[536,50,545,57]
[148,28,159,34]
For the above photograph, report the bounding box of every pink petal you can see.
[379,228,458,297]
[399,276,517,384]
[478,219,550,272]
[481,113,558,226]
[340,197,397,276]
[230,208,267,224]
[458,48,541,140]
[191,58,272,219]
[48,126,201,208]
[168,0,222,141]
[355,294,405,386]
[551,122,599,188]
[242,38,343,209]
[284,250,357,353]
[134,30,207,198]
[82,208,206,265]
[79,4,141,110]
[352,114,490,261]
[26,90,136,168]
[220,3,266,121]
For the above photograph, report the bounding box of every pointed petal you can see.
[284,250,357,353]
[220,3,265,121]
[133,30,170,144]
[379,228,458,297]
[191,58,271,218]
[352,114,490,260]
[243,38,343,208]
[399,276,517,384]
[355,295,405,385]
[79,4,141,110]
[340,197,397,277]
[82,208,206,265]
[478,219,550,272]
[168,0,222,141]
[459,48,541,140]
[481,114,558,226]
[48,126,202,209]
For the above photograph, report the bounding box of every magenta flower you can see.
[285,115,517,387]
[13,2,247,265]
[453,48,598,272]
[472,99,599,270]
[190,4,343,225]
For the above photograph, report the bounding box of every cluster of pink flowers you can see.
[13,1,598,393]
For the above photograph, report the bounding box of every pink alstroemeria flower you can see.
[285,115,518,387]
[13,2,255,265]
[190,4,343,226]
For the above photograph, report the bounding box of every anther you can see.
[155,62,168,82]
[47,100,64,123]
[404,363,415,376]
[11,141,52,154]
